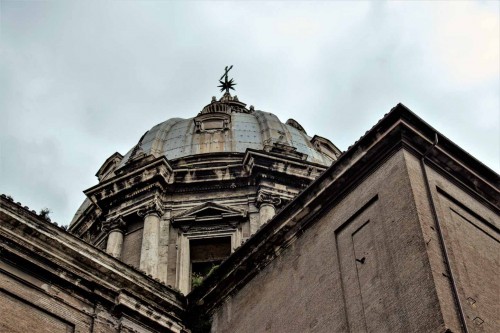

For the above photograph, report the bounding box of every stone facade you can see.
[1,97,498,333]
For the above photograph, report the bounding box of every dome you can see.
[119,93,338,167]
[71,92,341,227]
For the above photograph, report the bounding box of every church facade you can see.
[1,84,499,332]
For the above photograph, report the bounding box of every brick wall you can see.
[0,268,94,333]
[122,224,144,268]
[210,150,446,333]
[405,151,499,333]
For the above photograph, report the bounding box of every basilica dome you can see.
[118,93,338,167]
[72,92,340,228]
[69,87,342,296]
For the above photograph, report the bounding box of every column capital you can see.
[103,216,126,233]
[256,190,282,208]
[138,198,164,218]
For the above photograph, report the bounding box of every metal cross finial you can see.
[218,65,236,93]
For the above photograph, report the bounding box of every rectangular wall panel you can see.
[335,195,410,332]
[437,188,500,332]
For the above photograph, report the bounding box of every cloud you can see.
[430,1,499,85]
[0,1,498,225]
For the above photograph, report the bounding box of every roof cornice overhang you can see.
[166,151,329,190]
[84,156,173,209]
[0,197,187,331]
[187,103,500,315]
[242,149,328,181]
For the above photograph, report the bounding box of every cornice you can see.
[85,156,172,206]
[243,149,329,170]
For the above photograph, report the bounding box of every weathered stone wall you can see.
[210,150,447,333]
[0,264,170,333]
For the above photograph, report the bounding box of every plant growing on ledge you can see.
[192,272,204,289]
[39,208,51,221]
[191,264,220,289]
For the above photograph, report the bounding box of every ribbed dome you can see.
[119,94,336,167]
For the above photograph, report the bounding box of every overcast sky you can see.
[1,1,499,226]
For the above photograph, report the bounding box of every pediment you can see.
[95,152,123,182]
[173,202,246,223]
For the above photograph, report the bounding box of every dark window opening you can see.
[190,237,231,288]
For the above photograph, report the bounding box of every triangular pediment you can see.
[180,202,243,218]
[173,202,246,223]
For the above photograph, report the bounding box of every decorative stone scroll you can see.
[138,198,164,218]
[256,190,282,208]
[286,118,307,134]
[102,216,126,234]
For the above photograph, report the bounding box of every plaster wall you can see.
[210,150,445,333]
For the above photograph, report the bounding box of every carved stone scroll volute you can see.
[138,197,164,218]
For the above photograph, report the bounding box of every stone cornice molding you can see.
[84,156,172,208]
[242,150,327,182]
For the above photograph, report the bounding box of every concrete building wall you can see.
[211,150,447,333]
